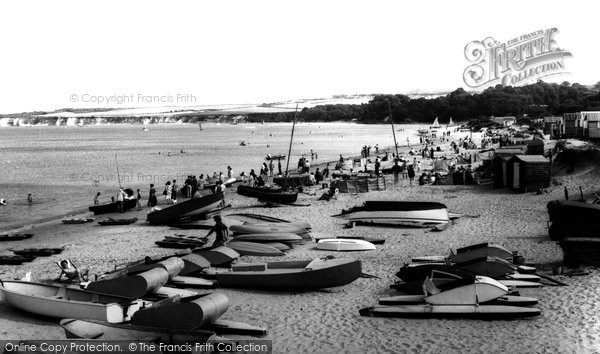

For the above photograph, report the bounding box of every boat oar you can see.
[360,272,379,279]
[534,272,568,286]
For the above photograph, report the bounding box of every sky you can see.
[0,0,598,113]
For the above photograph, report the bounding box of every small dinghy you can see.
[155,238,207,249]
[316,239,376,252]
[0,281,149,323]
[0,255,36,265]
[314,235,385,245]
[147,193,224,225]
[379,294,539,307]
[98,217,138,226]
[62,218,95,224]
[232,233,302,243]
[13,248,64,257]
[227,241,285,256]
[230,223,308,235]
[207,257,362,290]
[0,233,34,242]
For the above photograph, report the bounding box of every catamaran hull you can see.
[359,305,540,319]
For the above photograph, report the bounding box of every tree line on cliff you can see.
[246,81,600,124]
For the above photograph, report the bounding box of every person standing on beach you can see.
[206,215,229,248]
[277,159,282,176]
[148,184,157,210]
[375,157,381,176]
[323,163,330,178]
[27,193,33,205]
[407,164,416,186]
[94,192,100,205]
[171,180,178,204]
[391,161,401,184]
[268,160,274,176]
[136,189,142,210]
[117,188,125,213]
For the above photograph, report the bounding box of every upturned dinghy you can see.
[336,201,449,228]
[225,213,311,229]
[0,281,149,323]
[98,217,137,226]
[0,233,34,242]
[208,257,362,290]
[226,241,285,256]
[230,223,308,235]
[193,246,240,267]
[147,193,224,225]
[316,239,376,252]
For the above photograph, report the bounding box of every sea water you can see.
[0,122,426,229]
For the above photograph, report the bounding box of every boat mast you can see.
[115,154,122,189]
[386,98,400,159]
[283,103,299,189]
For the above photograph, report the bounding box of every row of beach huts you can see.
[543,111,600,139]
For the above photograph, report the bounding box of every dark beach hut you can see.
[526,138,545,155]
[507,155,551,193]
[493,154,521,188]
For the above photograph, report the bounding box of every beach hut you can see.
[563,113,584,138]
[507,155,551,193]
[491,116,516,127]
[543,116,563,137]
[526,138,545,155]
[493,153,523,188]
[583,112,600,139]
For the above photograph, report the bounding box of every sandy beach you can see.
[1,150,599,353]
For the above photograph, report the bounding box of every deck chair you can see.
[56,259,89,282]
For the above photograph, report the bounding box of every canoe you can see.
[359,304,541,319]
[155,239,206,249]
[62,218,94,224]
[260,242,291,251]
[147,193,224,225]
[0,233,34,242]
[225,213,311,229]
[412,242,515,263]
[379,294,539,307]
[88,198,137,215]
[13,248,63,257]
[210,258,362,290]
[98,217,137,226]
[232,233,303,243]
[0,255,36,265]
[236,185,298,204]
[338,201,449,227]
[87,258,184,298]
[60,318,216,342]
[0,281,148,323]
[193,246,240,267]
[316,239,376,252]
[314,235,385,245]
[226,241,285,256]
[131,293,229,330]
[230,223,308,235]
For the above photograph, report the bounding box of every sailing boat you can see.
[430,117,441,129]
[88,155,136,215]
[236,105,299,205]
[447,117,454,127]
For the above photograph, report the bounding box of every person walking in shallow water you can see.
[94,192,100,205]
[27,193,33,205]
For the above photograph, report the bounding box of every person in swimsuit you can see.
[206,215,228,248]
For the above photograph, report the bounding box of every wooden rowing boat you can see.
[98,217,137,226]
[0,281,148,323]
[0,233,34,242]
[147,193,224,224]
[236,185,298,204]
[231,233,303,243]
[412,242,515,263]
[359,304,541,319]
[209,258,361,290]
[225,213,311,229]
[88,199,137,215]
[230,223,308,235]
[192,246,239,267]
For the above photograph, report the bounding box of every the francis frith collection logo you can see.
[463,28,572,88]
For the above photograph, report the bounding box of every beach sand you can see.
[1,143,599,353]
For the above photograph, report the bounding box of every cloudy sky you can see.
[0,0,597,113]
